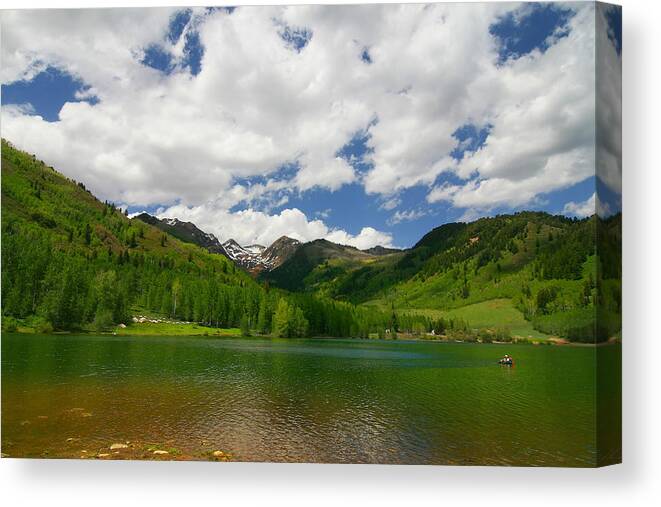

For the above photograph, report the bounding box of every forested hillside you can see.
[266,211,621,343]
[331,212,594,303]
[133,212,228,256]
[1,140,439,338]
[261,238,394,292]
[1,141,620,343]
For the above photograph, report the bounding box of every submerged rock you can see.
[153,450,169,455]
[110,443,128,450]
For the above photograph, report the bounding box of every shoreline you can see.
[0,439,233,462]
[3,328,621,347]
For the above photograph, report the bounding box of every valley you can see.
[1,139,621,344]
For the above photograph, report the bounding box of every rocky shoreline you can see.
[2,440,233,462]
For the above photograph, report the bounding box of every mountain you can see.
[134,213,228,256]
[222,236,300,273]
[1,140,620,343]
[261,236,301,269]
[133,212,398,278]
[262,211,620,342]
[0,139,260,332]
[222,239,265,273]
[328,212,595,308]
[260,238,387,291]
[134,213,300,274]
[0,139,403,339]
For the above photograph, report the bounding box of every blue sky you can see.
[1,3,621,249]
[1,67,99,122]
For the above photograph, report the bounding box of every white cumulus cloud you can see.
[563,193,596,218]
[155,203,393,249]
[388,209,427,225]
[563,192,612,219]
[0,3,613,243]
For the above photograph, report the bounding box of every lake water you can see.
[1,334,621,466]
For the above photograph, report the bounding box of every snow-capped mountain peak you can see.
[134,213,300,275]
[221,237,299,273]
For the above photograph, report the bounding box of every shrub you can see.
[93,309,114,331]
[2,316,19,333]
[494,327,513,342]
[536,286,559,314]
[478,328,492,343]
[532,308,598,343]
[35,319,54,334]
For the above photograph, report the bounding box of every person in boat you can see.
[499,354,513,365]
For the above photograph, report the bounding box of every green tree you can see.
[273,299,291,338]
[171,279,181,317]
[256,297,271,334]
[240,312,251,337]
[536,286,559,315]
[289,305,309,338]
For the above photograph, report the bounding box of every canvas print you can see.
[1,2,621,467]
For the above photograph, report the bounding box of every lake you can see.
[1,333,621,466]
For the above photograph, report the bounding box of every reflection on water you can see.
[1,334,620,466]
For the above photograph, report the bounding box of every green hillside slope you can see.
[270,211,620,343]
[1,139,260,332]
[0,140,427,339]
[1,141,619,343]
[260,238,397,292]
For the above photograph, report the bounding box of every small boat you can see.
[498,356,514,366]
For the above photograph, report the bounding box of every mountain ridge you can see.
[1,139,415,339]
[133,213,228,256]
[260,238,401,291]
[133,213,301,273]
[134,212,401,276]
[2,140,620,343]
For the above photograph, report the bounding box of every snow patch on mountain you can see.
[222,237,299,273]
[244,244,266,255]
